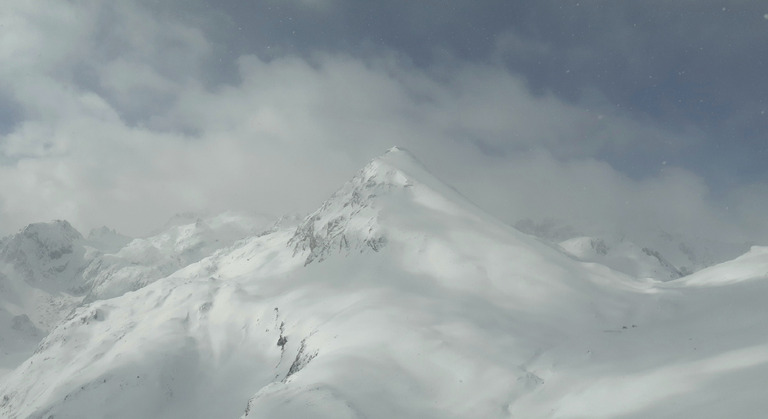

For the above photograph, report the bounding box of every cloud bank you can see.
[0,0,764,256]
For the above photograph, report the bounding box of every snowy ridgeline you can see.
[515,218,750,280]
[2,147,768,418]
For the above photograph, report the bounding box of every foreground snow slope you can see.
[2,147,768,418]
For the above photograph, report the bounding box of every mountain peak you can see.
[7,220,83,258]
[0,220,88,294]
[288,147,478,265]
[287,150,404,265]
[287,147,429,265]
[374,146,418,161]
[369,145,425,178]
[362,146,463,199]
[20,219,82,239]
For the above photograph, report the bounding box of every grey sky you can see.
[1,0,767,248]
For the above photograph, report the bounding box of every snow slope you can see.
[2,147,768,418]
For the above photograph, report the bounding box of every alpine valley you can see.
[1,147,766,418]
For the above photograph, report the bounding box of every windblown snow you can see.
[1,147,767,418]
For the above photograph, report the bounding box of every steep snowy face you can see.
[288,152,404,264]
[0,220,88,294]
[289,146,482,265]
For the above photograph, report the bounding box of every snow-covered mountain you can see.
[558,236,686,281]
[0,220,91,372]
[0,220,89,295]
[516,218,750,275]
[0,213,273,376]
[1,147,768,418]
[81,211,274,302]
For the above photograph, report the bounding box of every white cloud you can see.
[443,150,739,241]
[0,0,764,256]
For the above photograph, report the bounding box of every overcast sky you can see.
[1,0,767,248]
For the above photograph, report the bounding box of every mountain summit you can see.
[2,148,768,418]
[0,220,86,292]
[289,146,474,265]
